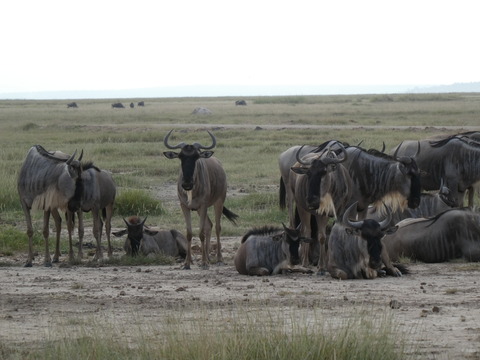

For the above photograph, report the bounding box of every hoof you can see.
[182,264,191,270]
[24,262,33,268]
[44,262,53,268]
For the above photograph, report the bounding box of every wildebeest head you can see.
[343,202,398,270]
[393,142,421,209]
[290,143,347,211]
[112,216,158,256]
[163,130,216,191]
[272,223,312,265]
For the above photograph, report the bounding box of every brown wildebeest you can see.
[112,216,188,259]
[234,223,311,276]
[18,145,83,266]
[163,129,238,269]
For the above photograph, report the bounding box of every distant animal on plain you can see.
[129,102,134,108]
[67,102,78,108]
[235,100,247,106]
[112,216,188,259]
[137,101,145,106]
[234,224,312,276]
[163,129,238,269]
[112,102,124,109]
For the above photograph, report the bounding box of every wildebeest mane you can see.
[429,135,480,149]
[311,140,350,155]
[241,226,282,243]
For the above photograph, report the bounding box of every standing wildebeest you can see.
[137,101,145,107]
[392,135,480,208]
[163,129,238,269]
[289,143,352,272]
[112,216,188,259]
[67,102,78,108]
[66,167,116,261]
[129,102,134,108]
[328,202,402,280]
[18,145,83,267]
[111,102,124,109]
[235,100,247,106]
[343,145,421,218]
[234,223,311,276]
[383,208,480,263]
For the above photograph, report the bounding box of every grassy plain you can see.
[1,93,480,240]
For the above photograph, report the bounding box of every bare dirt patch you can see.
[1,235,480,359]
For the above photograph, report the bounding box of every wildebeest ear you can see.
[199,150,214,158]
[144,229,159,236]
[290,166,309,175]
[385,225,398,235]
[272,233,284,242]
[112,229,127,237]
[163,151,179,159]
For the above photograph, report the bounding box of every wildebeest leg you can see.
[316,215,329,275]
[77,211,84,259]
[213,201,224,265]
[42,210,53,267]
[21,203,35,267]
[380,244,402,277]
[297,207,312,267]
[181,205,193,269]
[92,209,103,261]
[204,215,213,262]
[66,211,76,261]
[104,205,114,258]
[51,209,62,263]
[197,207,210,269]
[248,267,271,276]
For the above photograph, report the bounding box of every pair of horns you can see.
[164,130,216,150]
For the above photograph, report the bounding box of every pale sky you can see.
[1,0,479,97]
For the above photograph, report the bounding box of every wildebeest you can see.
[67,102,78,108]
[163,129,238,269]
[111,102,124,109]
[392,134,480,208]
[383,208,480,263]
[112,216,188,258]
[234,223,311,275]
[18,145,83,266]
[137,101,145,107]
[67,167,116,261]
[235,100,247,106]
[129,102,134,108]
[343,145,421,218]
[289,143,352,272]
[328,202,402,280]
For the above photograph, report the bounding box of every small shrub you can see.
[0,225,42,253]
[115,189,164,217]
[21,122,39,131]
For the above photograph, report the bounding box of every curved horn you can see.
[193,130,216,150]
[141,216,148,226]
[380,142,386,153]
[295,145,312,166]
[378,204,393,230]
[78,149,84,162]
[324,143,348,165]
[342,202,363,229]
[123,217,131,226]
[66,149,77,165]
[392,141,402,160]
[164,129,186,150]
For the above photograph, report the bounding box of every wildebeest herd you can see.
[17,130,480,280]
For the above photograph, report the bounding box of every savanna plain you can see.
[1,94,480,359]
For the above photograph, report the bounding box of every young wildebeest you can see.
[234,224,312,276]
[112,216,188,259]
[18,145,83,266]
[328,202,402,280]
[163,129,238,269]
[383,208,480,263]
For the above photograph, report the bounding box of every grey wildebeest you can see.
[163,129,239,269]
[18,145,84,266]
[111,102,124,109]
[383,208,480,263]
[67,102,78,108]
[328,202,402,280]
[392,135,480,208]
[289,143,352,273]
[234,224,311,276]
[112,216,188,259]
[235,100,247,106]
[66,166,116,261]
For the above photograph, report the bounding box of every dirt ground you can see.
[1,233,480,360]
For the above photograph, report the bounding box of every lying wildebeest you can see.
[392,135,480,208]
[328,202,402,280]
[234,224,311,276]
[163,130,238,269]
[18,145,83,266]
[67,102,78,108]
[112,216,188,258]
[383,208,480,262]
[137,101,145,107]
[67,166,116,261]
[235,100,247,106]
[111,102,124,108]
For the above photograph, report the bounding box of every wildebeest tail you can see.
[279,177,286,210]
[223,206,239,225]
